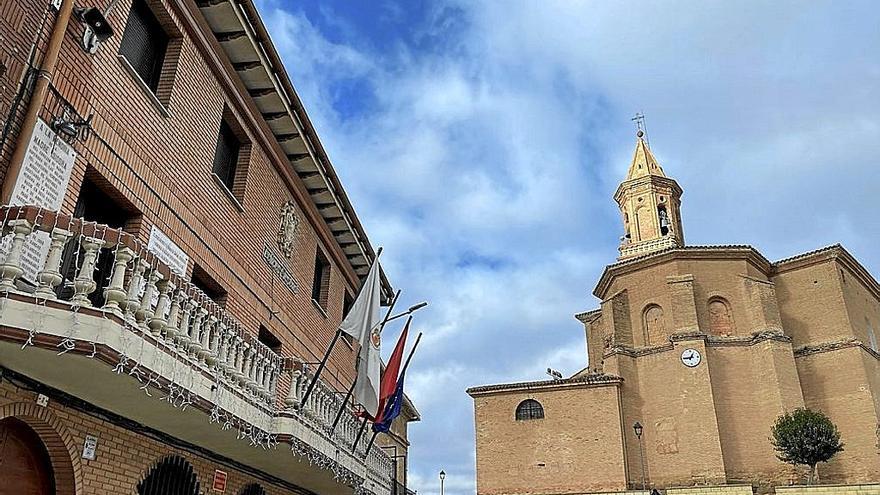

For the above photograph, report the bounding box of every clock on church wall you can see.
[680,348,702,368]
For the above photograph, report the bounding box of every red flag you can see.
[374,317,409,423]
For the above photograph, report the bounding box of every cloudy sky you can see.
[254,1,880,493]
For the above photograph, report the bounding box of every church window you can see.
[515,399,544,421]
[643,304,665,345]
[708,298,735,336]
[137,455,200,495]
[866,318,877,352]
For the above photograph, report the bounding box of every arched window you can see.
[515,399,544,421]
[643,304,665,346]
[708,297,735,336]
[657,205,670,236]
[137,455,200,495]
[240,483,267,495]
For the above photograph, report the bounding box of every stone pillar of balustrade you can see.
[149,279,173,338]
[224,333,240,379]
[236,343,250,384]
[188,302,207,360]
[0,219,35,292]
[136,269,160,332]
[164,288,183,344]
[34,228,72,300]
[177,295,194,351]
[124,259,148,325]
[285,369,301,409]
[216,320,230,372]
[71,237,106,306]
[101,246,134,315]
[201,313,218,364]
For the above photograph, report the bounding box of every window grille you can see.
[212,120,241,191]
[137,455,200,495]
[119,0,169,92]
[239,484,267,495]
[515,399,544,421]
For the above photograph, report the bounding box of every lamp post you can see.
[633,422,646,491]
[439,470,446,495]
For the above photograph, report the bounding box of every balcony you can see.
[0,205,393,495]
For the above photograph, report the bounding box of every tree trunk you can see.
[808,464,817,485]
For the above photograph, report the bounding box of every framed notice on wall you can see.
[1,118,77,283]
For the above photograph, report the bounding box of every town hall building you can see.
[468,131,880,494]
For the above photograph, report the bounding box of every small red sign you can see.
[212,470,228,492]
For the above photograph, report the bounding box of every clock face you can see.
[680,348,702,368]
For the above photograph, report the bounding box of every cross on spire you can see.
[631,112,650,147]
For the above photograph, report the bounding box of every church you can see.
[468,131,880,494]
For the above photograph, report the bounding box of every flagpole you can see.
[329,289,402,435]
[352,415,369,452]
[363,332,423,457]
[300,247,382,409]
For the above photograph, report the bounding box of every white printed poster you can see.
[3,118,77,283]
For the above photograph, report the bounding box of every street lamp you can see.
[632,422,646,490]
[439,470,446,495]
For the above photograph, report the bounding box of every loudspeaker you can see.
[77,7,114,42]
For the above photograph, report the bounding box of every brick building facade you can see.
[0,0,417,494]
[468,132,880,494]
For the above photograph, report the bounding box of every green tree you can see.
[771,408,844,485]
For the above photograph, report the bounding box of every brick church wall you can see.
[473,384,627,495]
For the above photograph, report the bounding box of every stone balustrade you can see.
[0,205,393,494]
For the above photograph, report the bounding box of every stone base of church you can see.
[568,485,880,495]
[775,484,880,494]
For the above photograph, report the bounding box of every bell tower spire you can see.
[615,128,684,260]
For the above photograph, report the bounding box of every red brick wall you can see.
[0,0,366,391]
[0,379,304,494]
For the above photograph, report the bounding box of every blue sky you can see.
[253,1,880,493]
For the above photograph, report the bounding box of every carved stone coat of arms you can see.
[277,201,299,258]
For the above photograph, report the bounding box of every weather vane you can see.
[631,112,650,147]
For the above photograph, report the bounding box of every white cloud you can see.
[255,1,880,493]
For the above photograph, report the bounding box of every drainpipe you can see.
[1,0,76,204]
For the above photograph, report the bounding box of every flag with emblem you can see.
[346,258,383,417]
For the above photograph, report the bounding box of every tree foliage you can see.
[771,408,844,484]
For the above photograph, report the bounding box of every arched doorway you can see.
[0,417,55,495]
[137,455,200,495]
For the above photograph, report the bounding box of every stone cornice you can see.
[466,374,622,397]
[613,175,683,203]
[603,330,791,359]
[574,308,601,324]
[594,245,774,298]
[773,244,880,303]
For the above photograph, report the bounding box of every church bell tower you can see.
[615,130,684,259]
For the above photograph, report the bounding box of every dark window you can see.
[137,455,199,495]
[239,483,267,495]
[119,0,168,92]
[312,248,330,308]
[258,326,282,354]
[515,399,544,421]
[59,177,137,305]
[191,264,227,306]
[212,119,241,191]
[342,291,354,319]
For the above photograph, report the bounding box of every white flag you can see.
[340,258,382,417]
[339,256,382,342]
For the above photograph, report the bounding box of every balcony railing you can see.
[0,205,393,494]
